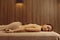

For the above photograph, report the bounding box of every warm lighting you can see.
[16,3,23,8]
[16,0,23,8]
[16,3,23,6]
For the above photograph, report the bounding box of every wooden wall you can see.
[0,0,60,33]
[0,0,16,24]
[57,0,60,33]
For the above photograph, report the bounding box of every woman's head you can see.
[41,24,53,31]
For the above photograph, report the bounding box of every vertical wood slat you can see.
[57,0,60,33]
[0,0,16,24]
[26,0,33,24]
[7,0,16,23]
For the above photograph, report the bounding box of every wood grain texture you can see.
[57,0,60,33]
[0,0,60,33]
[0,0,16,24]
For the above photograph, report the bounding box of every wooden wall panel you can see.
[57,0,60,33]
[0,0,16,24]
[16,2,26,24]
[0,0,59,33]
[7,0,16,23]
[0,0,8,24]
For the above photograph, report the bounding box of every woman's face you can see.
[42,24,52,31]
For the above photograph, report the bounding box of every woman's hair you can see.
[41,24,53,31]
[46,24,53,31]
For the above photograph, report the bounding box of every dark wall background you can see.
[0,0,60,33]
[0,0,16,24]
[57,0,60,33]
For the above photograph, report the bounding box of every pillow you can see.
[24,24,42,32]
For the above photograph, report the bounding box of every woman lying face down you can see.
[3,22,22,33]
[3,22,52,33]
[23,24,42,32]
[4,24,42,33]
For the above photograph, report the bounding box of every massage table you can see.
[0,31,60,40]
